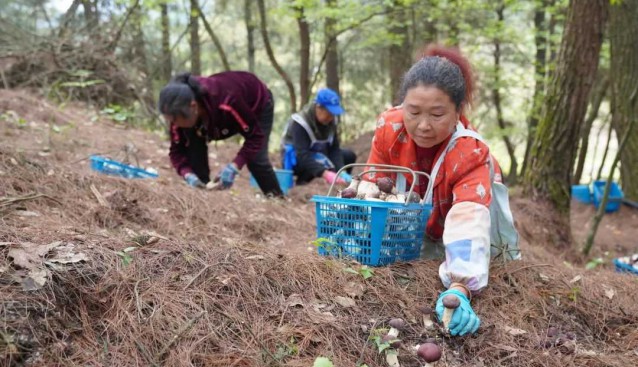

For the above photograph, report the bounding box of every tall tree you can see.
[190,0,201,75]
[257,0,297,113]
[388,1,412,105]
[523,0,607,244]
[244,0,256,72]
[609,0,638,201]
[325,0,340,95]
[521,0,548,178]
[160,1,172,83]
[131,3,152,101]
[197,3,231,71]
[491,1,518,184]
[295,3,311,106]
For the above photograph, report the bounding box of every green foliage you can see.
[115,246,137,266]
[313,356,334,367]
[344,265,374,280]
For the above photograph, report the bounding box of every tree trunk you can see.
[609,0,638,201]
[295,3,311,107]
[244,0,255,72]
[492,3,518,184]
[325,0,340,95]
[189,0,201,75]
[160,1,172,84]
[573,72,608,184]
[80,0,98,29]
[522,0,607,246]
[131,4,153,103]
[596,121,614,181]
[58,0,81,38]
[388,2,412,105]
[256,0,296,113]
[521,1,547,178]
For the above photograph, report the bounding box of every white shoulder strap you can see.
[291,113,319,144]
[423,123,494,204]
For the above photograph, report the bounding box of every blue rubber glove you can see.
[215,163,240,189]
[435,289,480,336]
[338,171,353,183]
[184,172,205,188]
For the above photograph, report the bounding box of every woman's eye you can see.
[432,114,444,118]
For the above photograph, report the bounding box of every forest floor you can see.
[1,89,637,367]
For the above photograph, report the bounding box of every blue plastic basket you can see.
[249,169,294,195]
[90,155,158,179]
[571,184,591,204]
[311,196,432,266]
[592,180,624,213]
[613,258,638,276]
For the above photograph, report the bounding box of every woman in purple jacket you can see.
[159,72,283,197]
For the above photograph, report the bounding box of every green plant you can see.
[115,246,137,266]
[344,265,374,280]
[100,104,136,124]
[313,356,333,367]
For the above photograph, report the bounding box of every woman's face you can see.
[403,85,460,148]
[315,105,335,125]
[163,100,199,128]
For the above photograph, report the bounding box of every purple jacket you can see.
[169,71,271,176]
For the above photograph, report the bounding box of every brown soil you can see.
[2,89,638,367]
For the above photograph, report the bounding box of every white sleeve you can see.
[438,201,491,294]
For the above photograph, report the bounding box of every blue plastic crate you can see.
[249,169,294,195]
[311,195,432,266]
[613,258,638,276]
[90,155,158,179]
[571,184,591,204]
[592,180,623,213]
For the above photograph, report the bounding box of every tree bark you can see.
[58,0,81,38]
[596,121,614,181]
[131,4,153,103]
[521,1,548,178]
[295,3,311,107]
[609,0,638,201]
[573,72,608,184]
[160,1,172,84]
[522,0,608,246]
[190,0,201,75]
[256,0,296,113]
[325,0,340,95]
[388,2,412,105]
[492,3,518,184]
[80,0,98,30]
[244,0,256,72]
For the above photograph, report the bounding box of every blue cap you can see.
[315,88,344,116]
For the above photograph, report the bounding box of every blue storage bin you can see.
[613,258,638,276]
[311,195,432,266]
[249,169,294,195]
[90,155,158,179]
[592,180,624,213]
[571,184,591,204]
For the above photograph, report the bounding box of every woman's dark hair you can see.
[399,44,474,111]
[158,72,204,118]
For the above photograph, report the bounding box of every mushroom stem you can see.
[385,350,400,367]
[441,308,454,329]
[441,295,460,332]
[423,316,434,330]
[387,327,399,338]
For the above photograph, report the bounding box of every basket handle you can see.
[329,163,430,204]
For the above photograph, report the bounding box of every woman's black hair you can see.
[158,72,204,118]
[399,45,474,112]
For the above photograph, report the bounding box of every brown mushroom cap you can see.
[417,342,442,363]
[381,334,402,348]
[340,188,357,198]
[388,318,406,330]
[376,177,395,194]
[417,305,434,315]
[442,295,460,309]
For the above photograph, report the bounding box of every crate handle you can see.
[328,163,430,205]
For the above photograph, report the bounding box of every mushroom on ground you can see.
[387,318,406,338]
[441,295,460,331]
[417,342,442,366]
[384,318,406,367]
[417,306,435,330]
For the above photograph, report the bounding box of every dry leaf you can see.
[14,210,40,217]
[603,286,615,300]
[286,294,304,308]
[245,255,265,260]
[343,281,365,298]
[8,241,63,270]
[569,275,582,284]
[334,296,356,308]
[22,268,49,291]
[538,273,550,283]
[502,325,527,336]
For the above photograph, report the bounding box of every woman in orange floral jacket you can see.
[364,45,503,337]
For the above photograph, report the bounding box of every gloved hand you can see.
[213,163,240,189]
[184,172,205,188]
[435,289,480,336]
[338,171,353,183]
[322,170,346,185]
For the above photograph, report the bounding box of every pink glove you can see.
[323,170,346,185]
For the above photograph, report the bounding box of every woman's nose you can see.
[417,117,432,132]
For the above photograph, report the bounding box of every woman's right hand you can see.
[184,172,205,188]
[322,170,346,185]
